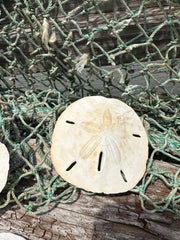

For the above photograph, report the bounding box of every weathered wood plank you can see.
[0,160,180,240]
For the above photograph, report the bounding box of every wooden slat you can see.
[0,160,180,240]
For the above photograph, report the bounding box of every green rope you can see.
[0,0,180,216]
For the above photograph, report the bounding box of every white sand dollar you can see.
[51,96,148,194]
[0,143,9,193]
[0,233,26,240]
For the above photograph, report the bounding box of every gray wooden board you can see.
[2,62,180,97]
[0,193,180,240]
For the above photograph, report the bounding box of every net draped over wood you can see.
[0,0,180,215]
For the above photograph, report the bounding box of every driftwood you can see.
[0,160,180,240]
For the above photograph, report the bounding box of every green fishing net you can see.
[0,0,180,215]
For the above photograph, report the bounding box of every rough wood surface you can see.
[0,160,180,240]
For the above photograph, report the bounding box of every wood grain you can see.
[0,160,180,240]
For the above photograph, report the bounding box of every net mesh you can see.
[0,0,180,215]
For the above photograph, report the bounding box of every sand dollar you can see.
[0,143,9,193]
[51,96,148,194]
